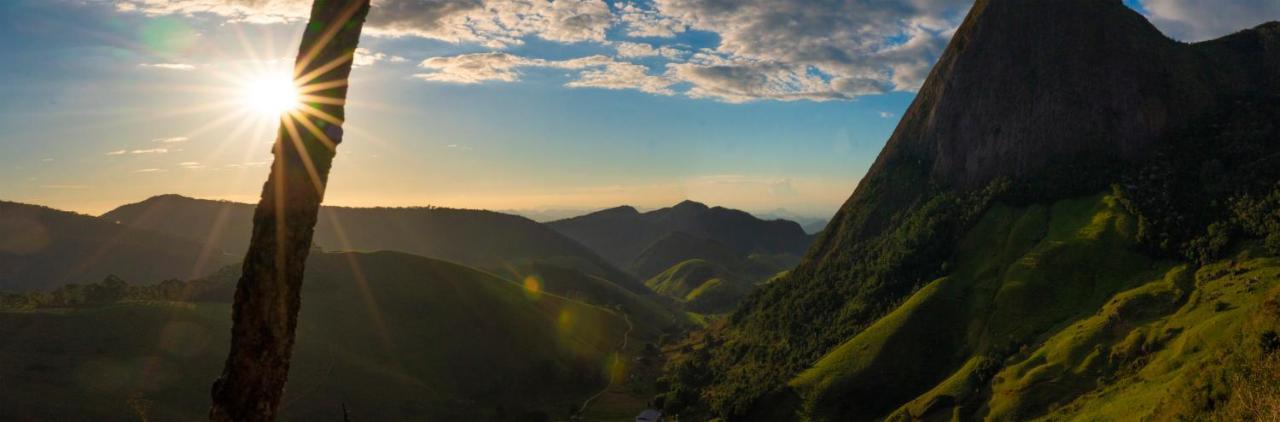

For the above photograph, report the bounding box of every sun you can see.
[243,74,301,116]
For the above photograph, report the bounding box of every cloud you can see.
[131,148,169,154]
[1139,0,1280,41]
[114,0,311,24]
[153,136,189,143]
[134,168,166,173]
[354,48,408,67]
[617,1,687,38]
[879,111,895,118]
[415,52,533,83]
[417,52,677,94]
[650,0,967,100]
[567,62,676,95]
[140,63,196,71]
[178,161,205,169]
[106,150,127,156]
[614,42,684,59]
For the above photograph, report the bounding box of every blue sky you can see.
[0,0,1275,217]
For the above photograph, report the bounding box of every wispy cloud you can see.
[134,168,166,173]
[354,48,408,67]
[152,136,189,143]
[416,52,676,95]
[130,148,169,155]
[140,63,196,71]
[106,150,127,156]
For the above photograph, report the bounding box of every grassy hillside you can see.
[0,201,230,292]
[101,195,644,293]
[0,251,632,421]
[786,194,1280,420]
[645,259,755,314]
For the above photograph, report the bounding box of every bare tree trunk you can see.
[209,1,370,421]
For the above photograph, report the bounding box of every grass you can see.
[784,193,1280,421]
[0,251,632,421]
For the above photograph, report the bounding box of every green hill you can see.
[645,259,755,314]
[660,0,1280,419]
[101,195,644,293]
[0,201,231,292]
[0,251,632,421]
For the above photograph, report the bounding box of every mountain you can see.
[0,251,640,421]
[548,200,813,280]
[754,209,829,234]
[661,1,1280,420]
[101,194,645,293]
[0,201,232,292]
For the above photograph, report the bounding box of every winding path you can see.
[578,311,634,416]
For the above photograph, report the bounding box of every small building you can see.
[636,409,663,422]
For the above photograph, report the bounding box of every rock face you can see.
[878,0,1280,190]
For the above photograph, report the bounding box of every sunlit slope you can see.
[102,195,644,292]
[785,194,1280,420]
[645,259,755,314]
[0,201,228,291]
[0,251,628,421]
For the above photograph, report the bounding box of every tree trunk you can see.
[209,1,370,421]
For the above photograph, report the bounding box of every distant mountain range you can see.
[101,194,645,293]
[753,208,829,234]
[0,201,233,291]
[548,200,813,281]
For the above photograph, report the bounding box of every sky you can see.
[0,0,1276,218]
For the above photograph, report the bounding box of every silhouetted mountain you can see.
[0,201,231,292]
[101,194,645,293]
[548,200,813,279]
[0,251,639,420]
[754,209,829,234]
[663,1,1280,420]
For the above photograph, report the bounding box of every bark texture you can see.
[209,1,369,421]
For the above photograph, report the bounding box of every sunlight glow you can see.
[243,74,301,116]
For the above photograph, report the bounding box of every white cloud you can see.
[1140,0,1280,41]
[615,42,684,59]
[140,63,196,71]
[617,1,686,38]
[415,52,533,84]
[417,52,677,94]
[354,48,408,67]
[106,150,127,156]
[134,168,166,173]
[152,136,189,143]
[568,62,676,95]
[131,148,169,154]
